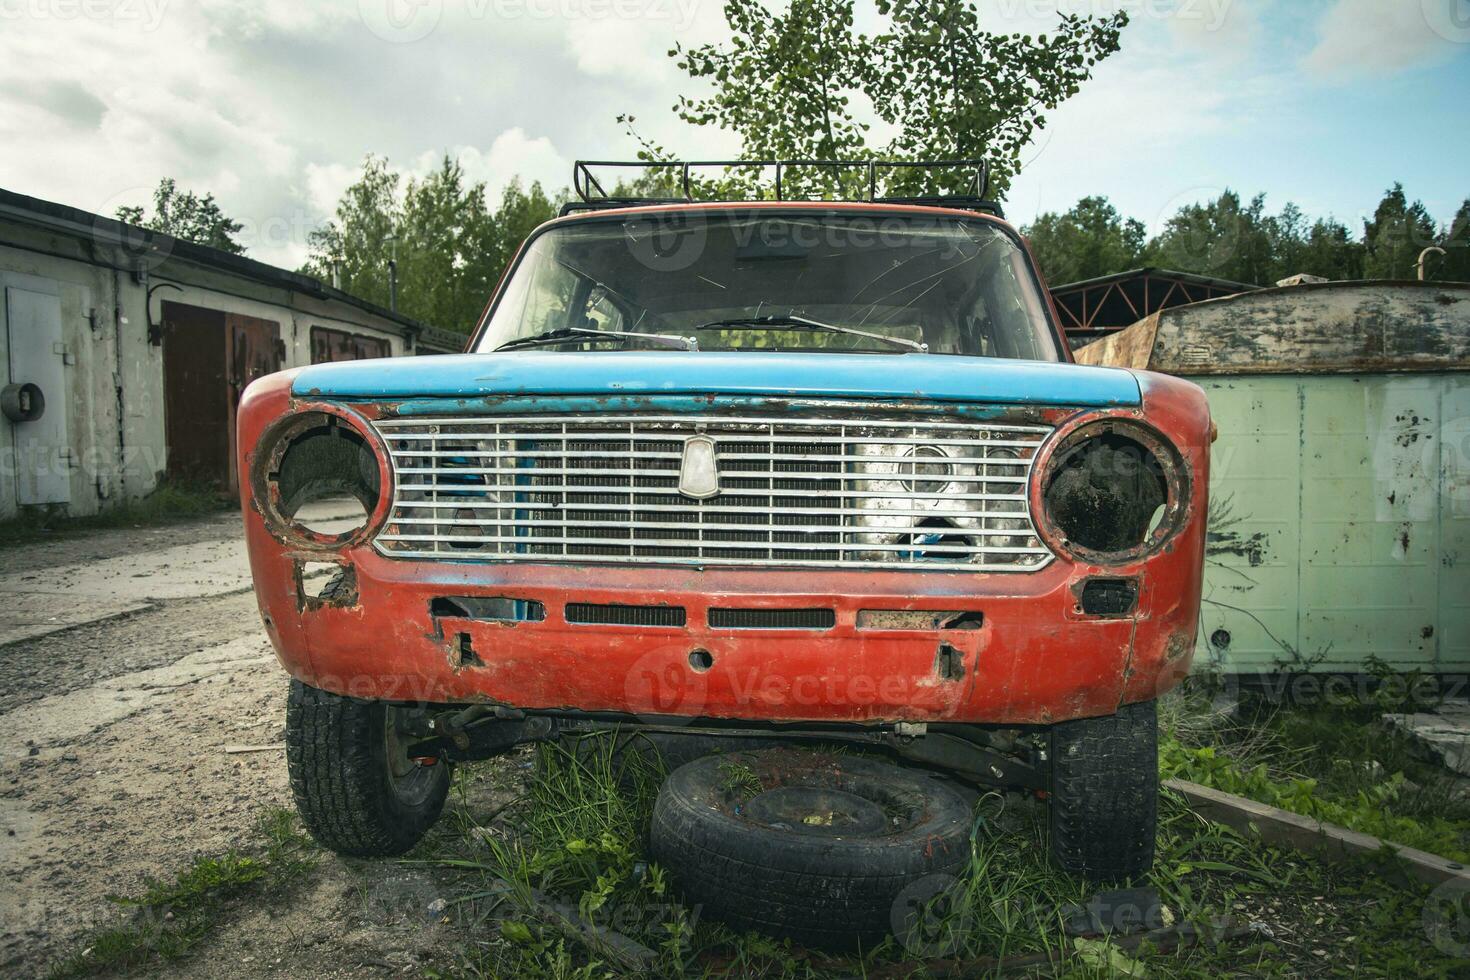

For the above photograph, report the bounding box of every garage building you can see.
[0,187,459,521]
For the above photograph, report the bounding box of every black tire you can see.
[316,568,354,603]
[285,679,450,857]
[1047,699,1157,882]
[650,749,971,950]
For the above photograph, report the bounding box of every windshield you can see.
[474,211,1060,360]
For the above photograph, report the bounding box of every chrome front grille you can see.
[372,413,1054,571]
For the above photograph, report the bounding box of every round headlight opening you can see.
[1042,421,1183,562]
[258,411,382,546]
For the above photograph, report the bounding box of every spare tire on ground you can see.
[649,748,972,950]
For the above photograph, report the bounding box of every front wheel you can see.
[285,679,450,857]
[1047,699,1157,882]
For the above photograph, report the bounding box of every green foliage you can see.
[1163,739,1469,862]
[1025,183,1465,287]
[1363,182,1440,280]
[431,737,700,978]
[869,2,1126,198]
[115,178,245,254]
[439,740,1468,978]
[716,759,762,798]
[1024,196,1145,284]
[1143,190,1277,285]
[1166,671,1470,871]
[48,809,317,978]
[1438,199,1470,282]
[302,155,564,333]
[654,0,1126,198]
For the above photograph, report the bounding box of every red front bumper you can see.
[239,373,1208,727]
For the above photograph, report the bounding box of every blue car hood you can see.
[291,351,1139,408]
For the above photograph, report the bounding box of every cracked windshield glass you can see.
[476,212,1059,360]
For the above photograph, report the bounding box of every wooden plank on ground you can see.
[1166,778,1470,886]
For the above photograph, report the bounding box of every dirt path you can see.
[0,517,504,978]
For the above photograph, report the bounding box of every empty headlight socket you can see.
[1033,416,1189,566]
[251,406,390,552]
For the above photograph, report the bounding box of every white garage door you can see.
[5,286,70,506]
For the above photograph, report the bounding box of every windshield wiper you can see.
[495,326,698,352]
[692,315,927,353]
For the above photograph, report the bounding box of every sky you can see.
[0,0,1466,271]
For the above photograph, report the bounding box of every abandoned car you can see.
[237,161,1210,934]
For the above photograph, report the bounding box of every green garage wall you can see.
[1194,373,1469,674]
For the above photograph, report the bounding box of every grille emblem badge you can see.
[678,436,720,499]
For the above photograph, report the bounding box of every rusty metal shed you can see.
[1050,267,1258,350]
[1076,280,1470,675]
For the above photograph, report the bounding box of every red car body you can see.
[238,202,1209,729]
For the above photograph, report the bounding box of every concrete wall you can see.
[0,217,413,521]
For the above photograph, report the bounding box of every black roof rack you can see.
[560,159,1004,219]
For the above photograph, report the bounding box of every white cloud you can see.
[303,160,361,216]
[405,129,570,198]
[0,0,1463,279]
[1303,0,1460,80]
[563,0,723,84]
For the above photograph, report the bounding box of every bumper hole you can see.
[430,596,545,622]
[689,649,714,672]
[857,609,983,631]
[1078,578,1139,616]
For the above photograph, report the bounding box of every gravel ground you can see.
[0,515,511,978]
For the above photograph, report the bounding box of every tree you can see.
[1141,191,1276,285]
[116,178,245,254]
[303,156,563,332]
[1437,199,1470,283]
[1021,196,1143,285]
[1362,183,1438,280]
[304,156,400,310]
[869,2,1126,197]
[659,0,1126,198]
[1296,217,1364,282]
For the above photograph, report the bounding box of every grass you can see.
[46,681,1470,977]
[0,479,232,548]
[1165,669,1470,862]
[418,728,1470,979]
[715,759,762,798]
[46,808,318,978]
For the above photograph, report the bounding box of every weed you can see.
[1167,678,1470,862]
[46,808,318,978]
[0,479,230,549]
[716,759,762,799]
[426,722,1470,979]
